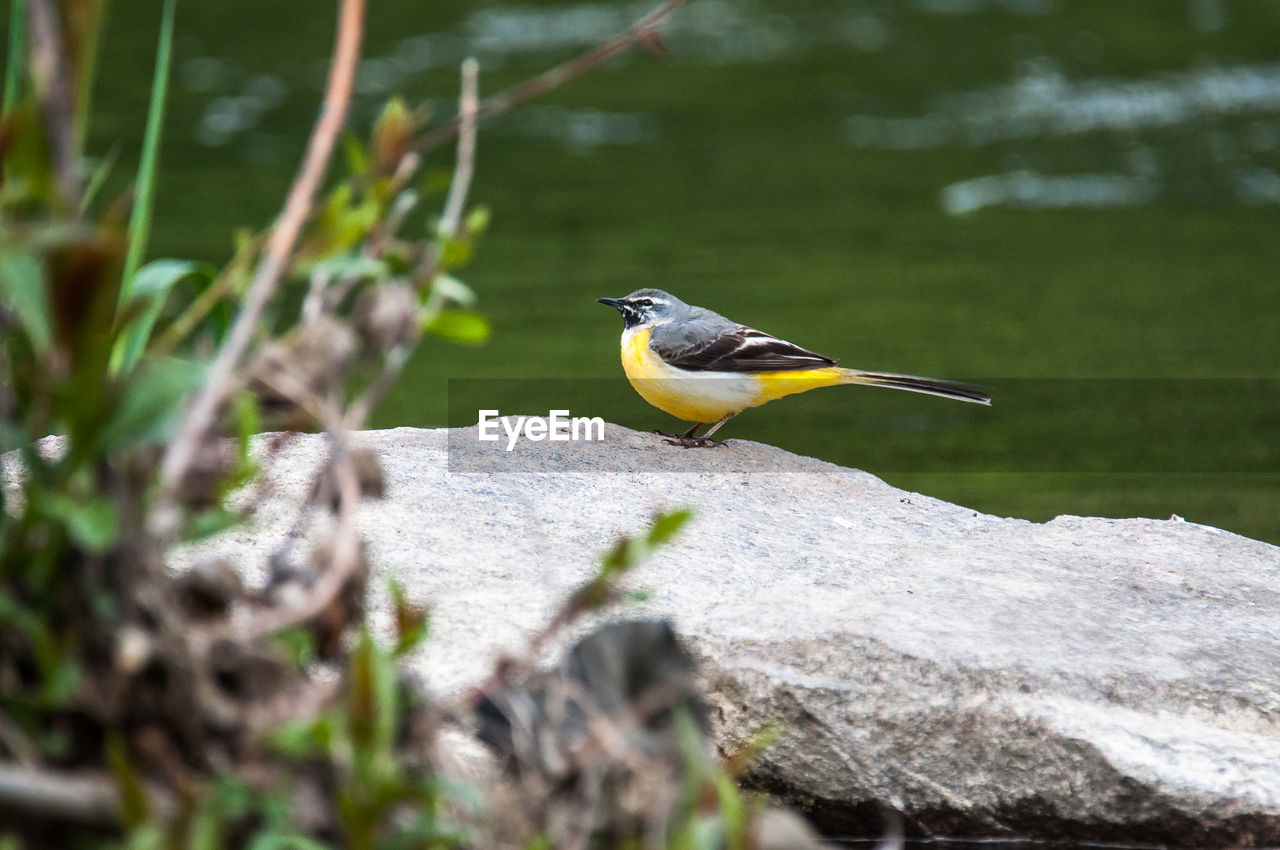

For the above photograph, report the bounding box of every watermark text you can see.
[477,409,606,451]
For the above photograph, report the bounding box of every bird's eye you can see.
[638,299,653,307]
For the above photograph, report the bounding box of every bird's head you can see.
[596,289,686,330]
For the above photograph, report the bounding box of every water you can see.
[78,0,1280,543]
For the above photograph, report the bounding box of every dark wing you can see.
[662,326,837,373]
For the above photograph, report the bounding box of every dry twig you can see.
[414,0,693,156]
[233,446,361,642]
[0,765,141,825]
[438,57,480,237]
[157,0,367,517]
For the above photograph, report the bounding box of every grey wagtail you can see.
[598,288,991,447]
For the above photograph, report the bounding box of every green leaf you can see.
[371,96,414,175]
[465,205,491,235]
[127,257,210,301]
[0,251,52,351]
[342,132,369,176]
[311,253,388,283]
[430,273,477,307]
[423,309,489,344]
[647,507,693,547]
[600,537,642,576]
[231,390,262,479]
[712,770,747,847]
[266,720,322,760]
[389,578,430,656]
[98,356,204,450]
[112,259,214,373]
[597,509,694,587]
[437,206,490,268]
[438,235,473,269]
[346,628,398,762]
[47,493,119,552]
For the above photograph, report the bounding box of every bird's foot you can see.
[661,435,728,449]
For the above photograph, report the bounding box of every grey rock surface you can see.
[176,425,1280,846]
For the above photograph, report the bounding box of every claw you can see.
[661,436,728,449]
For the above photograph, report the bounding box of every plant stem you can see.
[413,0,692,156]
[26,0,81,208]
[157,0,367,516]
[121,0,176,299]
[437,57,478,237]
[72,0,107,158]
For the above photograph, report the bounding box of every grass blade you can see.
[79,140,121,215]
[3,0,24,113]
[121,0,176,303]
[72,0,107,156]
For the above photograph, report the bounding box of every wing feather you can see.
[662,326,837,373]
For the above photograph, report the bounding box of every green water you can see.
[83,0,1279,542]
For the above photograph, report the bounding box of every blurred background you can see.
[86,0,1278,542]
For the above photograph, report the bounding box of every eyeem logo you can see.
[477,409,606,451]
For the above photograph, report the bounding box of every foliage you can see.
[0,0,486,845]
[0,1,770,848]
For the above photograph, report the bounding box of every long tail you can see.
[838,369,991,405]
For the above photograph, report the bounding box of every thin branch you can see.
[343,56,481,428]
[301,267,332,324]
[192,359,362,644]
[438,57,479,237]
[344,340,411,428]
[413,0,692,156]
[229,444,361,642]
[360,162,420,260]
[26,0,81,208]
[0,765,130,825]
[157,0,366,517]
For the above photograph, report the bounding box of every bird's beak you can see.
[596,297,625,312]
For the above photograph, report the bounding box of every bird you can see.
[597,288,990,447]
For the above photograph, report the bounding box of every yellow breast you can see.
[619,327,848,424]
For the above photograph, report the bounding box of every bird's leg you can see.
[655,422,703,439]
[662,414,734,448]
[695,413,735,445]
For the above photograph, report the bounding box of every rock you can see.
[175,425,1280,846]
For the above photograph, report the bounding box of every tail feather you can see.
[839,369,991,405]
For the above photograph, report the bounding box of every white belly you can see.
[620,326,760,422]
